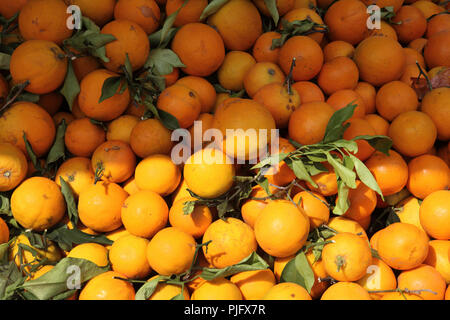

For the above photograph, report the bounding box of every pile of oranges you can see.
[0,0,449,301]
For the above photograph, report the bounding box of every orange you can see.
[175,76,216,114]
[263,137,296,186]
[64,118,106,157]
[395,196,427,233]
[340,180,377,221]
[78,181,128,233]
[67,243,109,267]
[365,150,409,196]
[202,217,257,268]
[322,232,372,282]
[364,20,398,41]
[398,264,446,300]
[101,19,150,73]
[241,186,272,229]
[10,40,67,94]
[321,282,371,300]
[0,0,28,18]
[114,0,160,34]
[183,148,235,199]
[171,23,225,77]
[306,163,339,197]
[165,0,206,27]
[326,89,366,119]
[169,197,212,239]
[278,35,323,81]
[243,62,285,98]
[411,0,445,19]
[253,82,301,128]
[11,177,66,231]
[370,229,382,251]
[156,83,202,129]
[323,40,355,62]
[273,255,294,282]
[419,190,450,240]
[377,222,430,270]
[105,227,130,250]
[304,249,329,299]
[421,87,450,141]
[392,5,427,43]
[288,101,335,146]
[357,258,397,300]
[147,275,190,300]
[252,32,282,63]
[72,54,101,82]
[362,0,404,12]
[65,0,116,26]
[0,217,9,244]
[364,114,389,136]
[254,0,294,16]
[423,30,450,69]
[407,155,449,200]
[109,234,151,279]
[408,37,427,53]
[342,118,376,161]
[121,190,169,239]
[403,47,426,68]
[163,67,180,87]
[79,271,135,300]
[388,111,437,158]
[213,98,276,161]
[230,269,276,300]
[354,82,376,114]
[281,8,325,44]
[291,81,325,104]
[129,119,174,158]
[38,92,64,116]
[292,191,330,229]
[317,56,359,95]
[353,36,406,87]
[217,51,257,92]
[0,143,28,192]
[27,265,55,281]
[91,140,136,184]
[146,227,196,276]
[55,157,95,198]
[78,69,130,122]
[324,0,369,45]
[207,0,262,51]
[135,154,181,196]
[426,13,450,38]
[263,282,312,300]
[106,115,139,145]
[424,240,450,283]
[18,0,72,45]
[326,216,369,240]
[376,81,419,121]
[254,199,310,258]
[191,278,243,300]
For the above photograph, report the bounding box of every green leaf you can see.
[123,53,133,79]
[46,225,112,253]
[135,275,168,300]
[182,200,196,215]
[60,60,80,111]
[0,242,9,264]
[350,154,383,198]
[19,257,109,300]
[144,48,186,76]
[333,180,350,215]
[22,132,41,173]
[158,108,180,130]
[285,157,316,187]
[279,251,315,294]
[352,135,393,156]
[159,0,189,47]
[200,0,230,20]
[199,251,269,281]
[256,177,271,197]
[0,53,10,70]
[148,27,178,49]
[0,260,25,300]
[46,119,66,166]
[332,139,358,154]
[322,102,356,143]
[263,0,280,25]
[59,177,79,226]
[326,152,356,188]
[0,194,10,216]
[251,152,288,170]
[98,76,122,103]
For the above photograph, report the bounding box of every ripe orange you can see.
[423,30,450,69]
[388,111,437,158]
[202,217,257,268]
[64,118,106,158]
[342,118,376,161]
[10,40,67,95]
[147,275,190,300]
[375,81,419,121]
[392,5,427,43]
[254,199,310,258]
[377,222,430,270]
[411,0,445,19]
[292,191,330,229]
[321,282,371,300]
[78,69,130,122]
[79,271,135,300]
[0,217,9,244]
[252,32,282,64]
[78,181,128,233]
[106,115,139,145]
[326,89,366,119]
[218,51,257,92]
[191,278,243,300]
[176,76,217,113]
[11,177,66,231]
[129,119,174,158]
[407,155,449,200]
[255,0,294,16]
[419,190,450,240]
[395,196,427,233]
[65,0,116,26]
[426,13,450,39]
[171,22,225,77]
[339,180,377,221]
[317,56,359,95]
[72,54,102,82]
[323,40,355,62]
[67,243,109,267]
[135,154,181,196]
[0,143,28,192]
[306,162,339,197]
[291,81,325,104]
[169,197,213,239]
[55,157,95,198]
[230,269,276,300]
[421,87,450,141]
[241,186,272,229]
[114,0,161,34]
[146,227,196,276]
[357,258,397,300]
[264,282,312,300]
[243,62,285,98]
[166,0,206,27]
[364,114,389,136]
[326,216,369,240]
[121,189,169,239]
[281,8,325,44]
[424,240,450,283]
[398,264,447,300]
